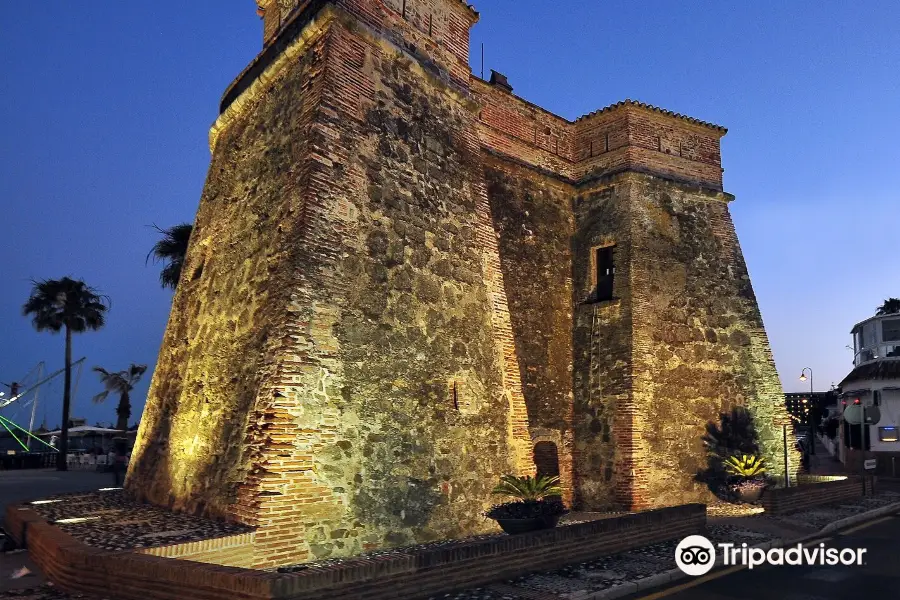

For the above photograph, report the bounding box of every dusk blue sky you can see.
[1,1,897,430]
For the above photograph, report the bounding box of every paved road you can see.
[0,470,111,516]
[633,512,900,599]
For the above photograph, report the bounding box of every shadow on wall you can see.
[695,406,762,501]
[349,428,444,548]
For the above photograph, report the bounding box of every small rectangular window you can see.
[595,245,615,302]
[879,426,898,442]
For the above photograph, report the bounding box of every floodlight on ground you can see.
[55,516,101,525]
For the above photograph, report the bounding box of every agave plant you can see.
[491,474,562,502]
[724,454,766,478]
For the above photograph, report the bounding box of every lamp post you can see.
[799,368,815,455]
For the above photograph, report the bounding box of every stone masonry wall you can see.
[484,155,575,503]
[129,6,533,568]
[257,14,532,563]
[127,19,331,523]
[626,173,798,507]
[571,179,637,510]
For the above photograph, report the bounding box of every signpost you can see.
[783,424,790,488]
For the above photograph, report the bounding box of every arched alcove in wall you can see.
[533,441,560,479]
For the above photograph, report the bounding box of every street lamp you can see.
[799,368,815,455]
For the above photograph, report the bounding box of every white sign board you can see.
[864,458,877,470]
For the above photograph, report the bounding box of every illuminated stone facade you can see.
[127,0,798,567]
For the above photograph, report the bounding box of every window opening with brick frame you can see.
[595,245,615,302]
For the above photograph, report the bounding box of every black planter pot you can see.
[494,514,561,535]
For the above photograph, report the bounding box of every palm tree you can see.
[22,277,109,470]
[92,364,147,432]
[147,223,193,289]
[876,298,900,316]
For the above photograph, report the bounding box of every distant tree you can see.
[23,277,109,470]
[147,223,193,290]
[92,364,148,432]
[876,298,900,316]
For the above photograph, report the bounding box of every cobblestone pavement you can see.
[0,586,107,600]
[22,489,252,551]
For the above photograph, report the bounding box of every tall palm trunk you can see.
[58,326,72,471]
[116,390,130,432]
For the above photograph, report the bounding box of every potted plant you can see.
[724,455,768,503]
[485,475,568,534]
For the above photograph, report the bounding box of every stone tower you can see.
[127,0,797,568]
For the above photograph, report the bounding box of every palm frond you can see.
[491,474,562,501]
[129,364,148,380]
[147,223,193,290]
[876,298,900,316]
[22,277,109,334]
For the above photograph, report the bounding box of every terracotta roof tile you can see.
[576,99,727,133]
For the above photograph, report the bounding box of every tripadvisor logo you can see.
[675,535,716,576]
[675,535,867,576]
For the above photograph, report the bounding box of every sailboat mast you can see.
[26,362,44,451]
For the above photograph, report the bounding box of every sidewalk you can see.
[808,435,847,477]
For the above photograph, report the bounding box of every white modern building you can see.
[838,313,900,475]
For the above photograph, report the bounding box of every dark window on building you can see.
[874,390,882,407]
[883,319,900,342]
[595,245,615,302]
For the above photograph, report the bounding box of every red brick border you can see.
[5,503,704,600]
[760,476,874,515]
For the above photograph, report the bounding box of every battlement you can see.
[257,0,477,83]
[474,73,726,190]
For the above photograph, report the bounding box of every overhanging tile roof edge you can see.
[456,0,479,19]
[575,99,727,133]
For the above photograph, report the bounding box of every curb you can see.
[818,501,900,536]
[574,538,779,600]
[580,501,900,600]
